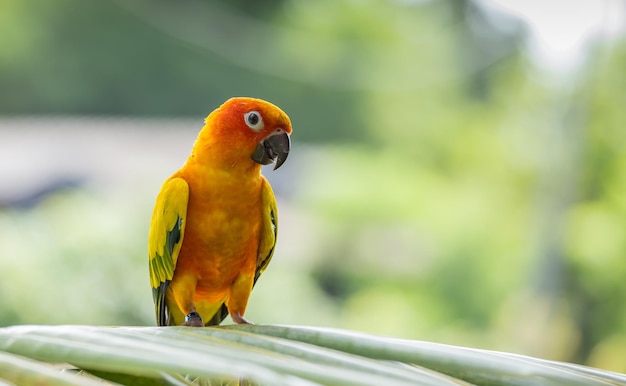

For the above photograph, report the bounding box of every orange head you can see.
[190,97,292,171]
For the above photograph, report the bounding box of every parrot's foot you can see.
[231,312,254,325]
[182,312,203,327]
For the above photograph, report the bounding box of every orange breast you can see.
[174,167,263,299]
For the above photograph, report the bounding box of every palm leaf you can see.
[0,324,623,386]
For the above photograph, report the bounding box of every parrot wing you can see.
[255,176,278,284]
[203,176,278,326]
[148,177,189,326]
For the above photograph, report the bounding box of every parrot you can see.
[148,97,292,327]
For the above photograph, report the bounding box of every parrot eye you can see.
[244,111,264,131]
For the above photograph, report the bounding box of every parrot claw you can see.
[231,312,254,325]
[182,312,204,327]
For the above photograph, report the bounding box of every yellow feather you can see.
[148,178,189,289]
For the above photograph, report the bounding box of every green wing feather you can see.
[148,177,189,326]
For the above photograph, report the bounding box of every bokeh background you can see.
[1,0,626,372]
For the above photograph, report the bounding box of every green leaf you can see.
[0,350,110,386]
[0,325,624,386]
[225,325,626,386]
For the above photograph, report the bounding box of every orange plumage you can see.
[148,97,292,326]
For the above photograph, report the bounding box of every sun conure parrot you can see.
[148,97,292,327]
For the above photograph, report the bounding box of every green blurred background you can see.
[1,0,625,373]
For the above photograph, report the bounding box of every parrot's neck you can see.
[181,153,264,203]
[186,146,262,177]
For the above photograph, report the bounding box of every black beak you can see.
[251,130,291,170]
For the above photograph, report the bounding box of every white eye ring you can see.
[244,111,264,132]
